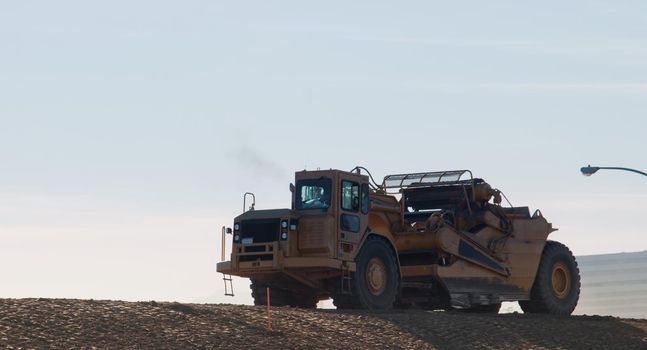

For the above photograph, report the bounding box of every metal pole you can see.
[266,287,272,330]
[221,226,226,262]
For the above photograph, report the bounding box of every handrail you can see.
[349,166,381,190]
[243,192,256,212]
[381,170,474,193]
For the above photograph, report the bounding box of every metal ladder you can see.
[222,273,234,296]
[340,263,353,295]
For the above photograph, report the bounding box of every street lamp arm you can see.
[581,165,647,177]
[597,167,647,177]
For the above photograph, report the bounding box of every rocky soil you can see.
[1,298,646,349]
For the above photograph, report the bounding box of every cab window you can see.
[296,178,332,209]
[341,180,359,212]
[341,214,359,232]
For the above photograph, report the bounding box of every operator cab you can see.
[291,169,370,259]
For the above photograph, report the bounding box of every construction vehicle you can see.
[217,167,580,314]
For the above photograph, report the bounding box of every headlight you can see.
[281,220,288,229]
[280,232,288,240]
[233,234,240,242]
[234,223,240,231]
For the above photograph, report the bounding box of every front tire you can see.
[351,237,400,310]
[520,241,580,315]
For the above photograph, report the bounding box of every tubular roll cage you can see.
[380,170,474,194]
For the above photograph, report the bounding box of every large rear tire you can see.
[335,236,399,310]
[520,241,580,315]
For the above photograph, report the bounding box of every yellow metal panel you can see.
[400,265,436,277]
[283,257,343,269]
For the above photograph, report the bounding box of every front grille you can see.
[244,245,271,253]
[240,219,280,243]
[239,254,273,262]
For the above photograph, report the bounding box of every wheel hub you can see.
[551,262,571,299]
[366,257,387,296]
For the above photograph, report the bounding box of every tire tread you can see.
[520,241,580,315]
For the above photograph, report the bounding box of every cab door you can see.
[338,174,369,261]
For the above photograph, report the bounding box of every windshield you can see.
[296,178,332,210]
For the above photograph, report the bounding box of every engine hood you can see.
[234,208,292,221]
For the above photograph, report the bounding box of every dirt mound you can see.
[1,298,646,349]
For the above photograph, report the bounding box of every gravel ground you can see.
[1,298,646,349]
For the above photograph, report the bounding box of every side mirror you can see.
[289,183,295,193]
[226,227,232,234]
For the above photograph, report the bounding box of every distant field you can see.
[575,251,647,318]
[1,298,646,349]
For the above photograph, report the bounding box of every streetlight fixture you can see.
[580,165,647,177]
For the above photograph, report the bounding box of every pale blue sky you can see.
[1,1,645,304]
